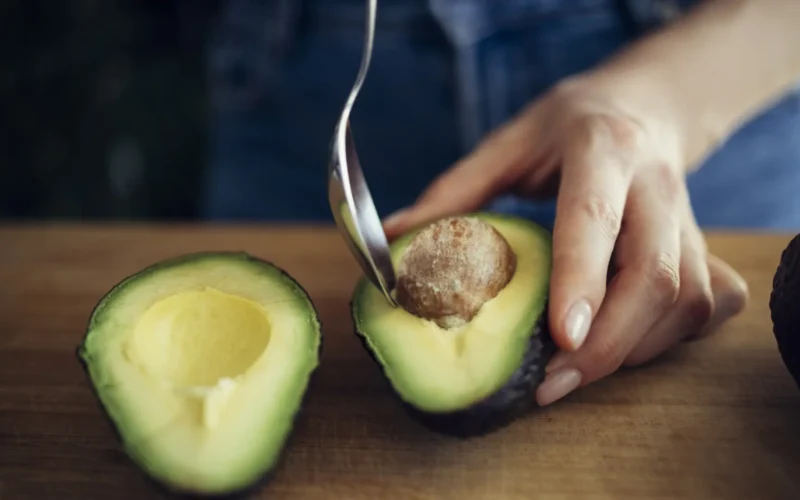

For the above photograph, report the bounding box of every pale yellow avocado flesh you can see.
[79,254,321,494]
[352,213,552,413]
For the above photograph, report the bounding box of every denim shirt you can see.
[204,0,800,230]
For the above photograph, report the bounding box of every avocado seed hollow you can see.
[395,216,517,329]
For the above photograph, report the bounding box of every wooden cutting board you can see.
[1,224,799,499]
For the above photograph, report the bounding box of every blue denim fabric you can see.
[204,0,800,230]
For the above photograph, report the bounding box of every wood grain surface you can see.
[1,224,799,500]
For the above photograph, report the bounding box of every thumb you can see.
[382,108,542,239]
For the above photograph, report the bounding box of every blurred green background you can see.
[0,0,221,221]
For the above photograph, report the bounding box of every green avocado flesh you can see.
[77,252,322,496]
[351,212,553,421]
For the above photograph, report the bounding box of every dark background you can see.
[0,0,222,221]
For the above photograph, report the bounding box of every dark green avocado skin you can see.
[770,234,800,390]
[75,251,324,499]
[351,302,556,438]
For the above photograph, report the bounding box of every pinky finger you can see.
[691,254,750,339]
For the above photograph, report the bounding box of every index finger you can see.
[548,124,633,352]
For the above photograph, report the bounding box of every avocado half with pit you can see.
[76,252,322,496]
[770,233,800,390]
[351,212,555,437]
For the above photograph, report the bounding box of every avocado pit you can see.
[395,216,517,329]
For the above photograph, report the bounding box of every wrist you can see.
[586,0,800,172]
[583,48,734,176]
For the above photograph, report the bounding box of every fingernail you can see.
[537,368,582,406]
[564,299,592,350]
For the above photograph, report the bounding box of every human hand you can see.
[382,74,749,406]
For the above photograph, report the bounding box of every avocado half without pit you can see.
[76,252,322,497]
[350,212,556,437]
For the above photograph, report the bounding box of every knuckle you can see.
[651,161,682,203]
[577,194,622,243]
[640,254,681,307]
[653,160,678,179]
[549,76,583,104]
[571,113,647,179]
[582,113,645,155]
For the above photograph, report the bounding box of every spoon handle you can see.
[339,0,377,126]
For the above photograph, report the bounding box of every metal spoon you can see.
[327,0,397,306]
